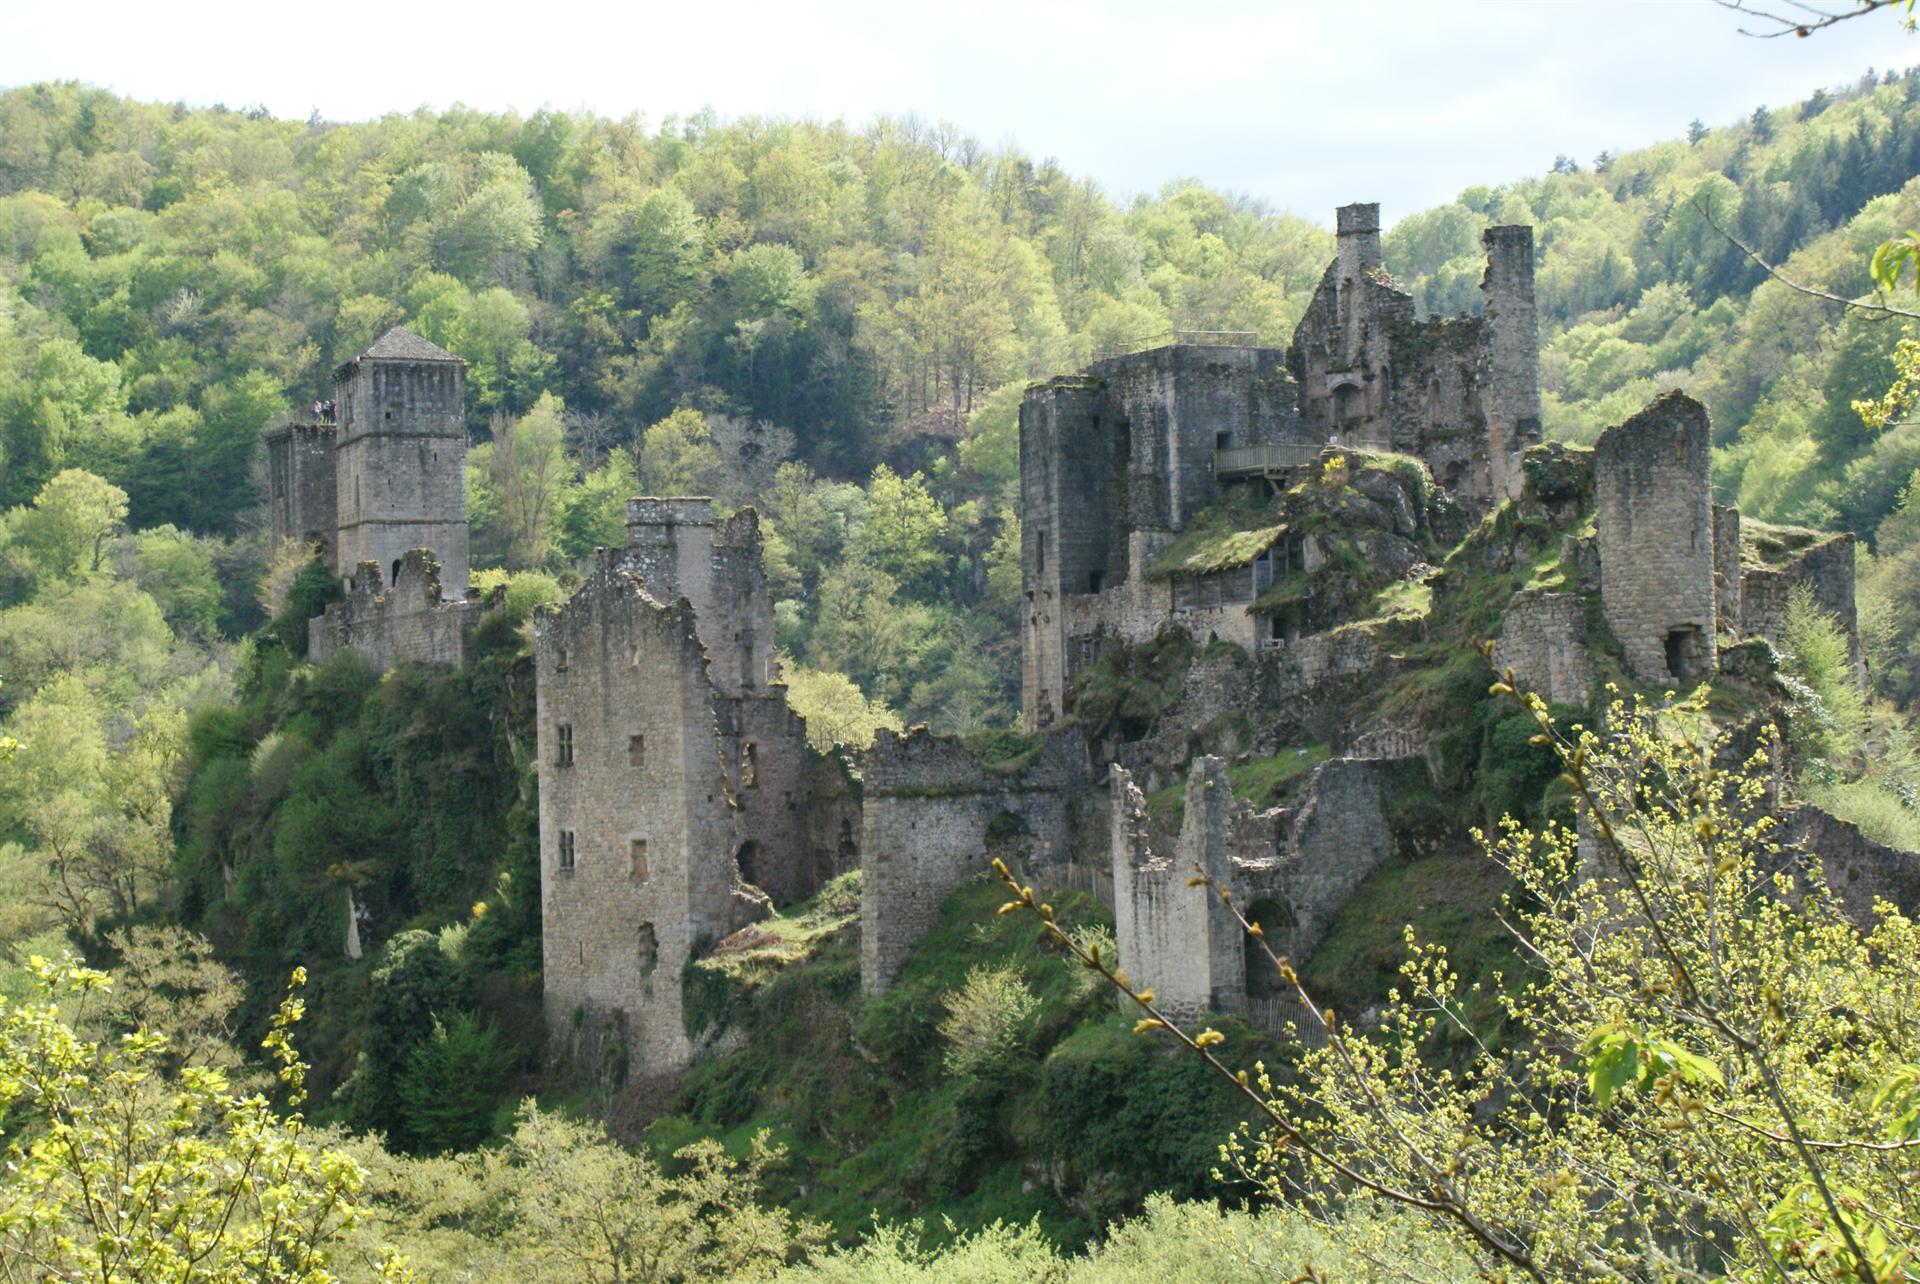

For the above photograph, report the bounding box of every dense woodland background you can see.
[3,67,1920,1271]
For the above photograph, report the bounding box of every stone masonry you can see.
[1593,392,1718,687]
[536,506,859,1081]
[1021,202,1541,731]
[266,326,481,672]
[858,727,1088,992]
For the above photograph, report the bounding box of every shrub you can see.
[937,965,1037,1079]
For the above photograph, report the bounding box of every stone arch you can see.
[391,558,403,588]
[1243,898,1294,998]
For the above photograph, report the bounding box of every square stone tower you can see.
[331,327,469,596]
[263,418,338,558]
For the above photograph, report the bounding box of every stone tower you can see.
[263,418,338,559]
[1594,392,1717,687]
[1480,224,1543,491]
[331,327,469,596]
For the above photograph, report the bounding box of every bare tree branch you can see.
[1713,0,1908,39]
[1689,195,1920,320]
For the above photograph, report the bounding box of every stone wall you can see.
[1740,531,1861,674]
[308,552,491,672]
[1492,589,1593,706]
[332,348,469,596]
[619,501,777,696]
[535,563,745,1078]
[1111,755,1397,1021]
[1481,224,1542,497]
[1713,504,1743,631]
[263,420,337,557]
[1781,804,1920,925]
[1593,392,1717,686]
[858,727,1088,992]
[1110,758,1241,1022]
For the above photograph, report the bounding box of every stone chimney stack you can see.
[1334,202,1383,283]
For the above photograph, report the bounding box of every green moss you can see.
[1144,744,1330,830]
[1143,492,1283,580]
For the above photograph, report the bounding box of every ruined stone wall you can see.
[535,564,741,1078]
[1740,532,1861,672]
[1251,758,1396,963]
[619,501,777,696]
[263,421,337,557]
[332,357,469,595]
[1593,392,1717,686]
[308,552,489,672]
[1110,758,1241,1021]
[1287,207,1538,511]
[721,693,837,906]
[859,727,1087,992]
[1781,804,1920,925]
[1492,589,1593,706]
[1713,504,1743,632]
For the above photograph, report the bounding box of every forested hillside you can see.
[5,69,1920,735]
[4,65,1920,1278]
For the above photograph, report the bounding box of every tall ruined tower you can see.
[1480,225,1543,490]
[331,327,469,595]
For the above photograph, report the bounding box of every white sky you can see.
[5,0,1917,225]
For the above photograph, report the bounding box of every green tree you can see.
[637,407,720,496]
[853,465,948,592]
[396,1010,516,1154]
[0,960,402,1282]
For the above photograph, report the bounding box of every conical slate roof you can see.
[357,326,463,363]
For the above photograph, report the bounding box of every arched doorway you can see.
[1243,898,1295,998]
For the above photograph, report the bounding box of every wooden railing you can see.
[1215,443,1326,479]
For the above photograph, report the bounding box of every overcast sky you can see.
[5,0,1917,226]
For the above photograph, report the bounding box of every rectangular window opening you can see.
[628,734,645,768]
[741,743,758,789]
[555,723,574,767]
[630,838,649,881]
[557,830,576,872]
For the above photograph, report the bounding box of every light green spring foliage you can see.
[937,964,1039,1079]
[0,958,403,1283]
[780,661,903,751]
[1226,690,1920,1280]
[773,1194,1465,1282]
[335,1104,825,1283]
[1778,582,1920,850]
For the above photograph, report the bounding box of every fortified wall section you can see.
[308,552,491,672]
[858,728,1088,992]
[1111,755,1399,1023]
[1491,589,1594,707]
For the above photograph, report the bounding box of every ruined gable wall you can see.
[535,566,739,1077]
[331,359,469,594]
[858,728,1087,992]
[1268,758,1394,963]
[264,422,337,557]
[1593,392,1717,685]
[1492,589,1593,706]
[308,552,488,672]
[1110,758,1240,1022]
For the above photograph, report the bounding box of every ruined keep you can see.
[266,327,484,672]
[536,503,858,1078]
[1020,203,1540,730]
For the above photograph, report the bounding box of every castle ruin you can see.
[265,326,488,671]
[499,200,1908,1090]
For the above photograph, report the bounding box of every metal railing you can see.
[1092,329,1264,363]
[1215,442,1326,478]
[1246,994,1330,1049]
